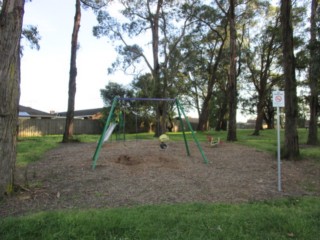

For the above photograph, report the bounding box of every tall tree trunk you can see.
[151,0,165,137]
[227,0,237,141]
[251,21,277,136]
[215,91,228,131]
[307,0,319,145]
[0,0,25,198]
[263,104,275,129]
[197,18,227,132]
[152,0,161,92]
[197,94,211,131]
[280,0,300,159]
[63,0,81,143]
[252,98,264,135]
[197,52,225,131]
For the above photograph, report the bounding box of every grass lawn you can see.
[17,135,61,167]
[203,128,320,160]
[1,197,320,239]
[6,129,319,239]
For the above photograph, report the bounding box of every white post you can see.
[277,106,282,192]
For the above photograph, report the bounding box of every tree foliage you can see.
[21,25,41,51]
[243,3,282,135]
[100,82,133,106]
[94,0,198,135]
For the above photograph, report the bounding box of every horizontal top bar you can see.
[116,97,176,102]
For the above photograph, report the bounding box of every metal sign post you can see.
[272,91,285,192]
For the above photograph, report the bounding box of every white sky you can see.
[20,0,128,113]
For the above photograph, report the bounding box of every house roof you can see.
[18,105,105,119]
[57,108,104,118]
[19,105,51,117]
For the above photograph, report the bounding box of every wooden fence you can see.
[18,118,103,137]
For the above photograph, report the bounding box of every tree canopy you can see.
[93,0,318,145]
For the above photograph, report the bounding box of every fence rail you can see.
[18,118,102,137]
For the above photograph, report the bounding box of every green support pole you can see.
[176,100,190,156]
[176,99,209,164]
[92,97,119,169]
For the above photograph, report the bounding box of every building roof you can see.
[18,105,105,119]
[19,105,49,116]
[57,108,104,119]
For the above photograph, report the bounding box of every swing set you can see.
[92,97,208,169]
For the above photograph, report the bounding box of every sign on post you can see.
[272,91,285,107]
[272,90,285,192]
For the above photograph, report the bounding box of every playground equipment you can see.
[103,123,117,142]
[92,97,209,169]
[207,135,221,147]
[159,133,170,150]
[210,137,220,147]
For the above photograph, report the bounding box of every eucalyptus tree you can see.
[213,60,234,131]
[63,0,109,143]
[62,0,81,143]
[101,82,133,106]
[241,1,308,134]
[214,0,262,140]
[307,0,319,145]
[215,0,265,133]
[93,0,196,136]
[212,0,239,140]
[181,0,253,132]
[131,73,154,99]
[280,0,300,159]
[226,0,237,141]
[131,73,177,132]
[245,3,282,135]
[0,0,25,197]
[179,2,229,131]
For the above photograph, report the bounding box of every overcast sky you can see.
[20,0,127,113]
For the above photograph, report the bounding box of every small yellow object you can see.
[159,134,169,142]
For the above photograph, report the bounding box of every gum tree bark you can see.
[280,0,300,159]
[227,0,237,141]
[151,0,166,136]
[63,0,108,142]
[63,0,81,142]
[307,0,319,145]
[0,0,25,197]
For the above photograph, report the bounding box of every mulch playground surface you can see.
[1,140,319,217]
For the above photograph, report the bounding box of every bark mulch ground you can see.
[1,140,319,217]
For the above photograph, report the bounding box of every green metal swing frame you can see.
[92,97,208,169]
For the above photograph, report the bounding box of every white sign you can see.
[272,91,285,107]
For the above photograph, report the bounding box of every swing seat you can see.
[159,134,169,150]
[159,134,169,143]
[207,135,220,147]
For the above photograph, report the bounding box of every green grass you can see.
[204,129,320,160]
[1,197,319,239]
[17,135,62,166]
